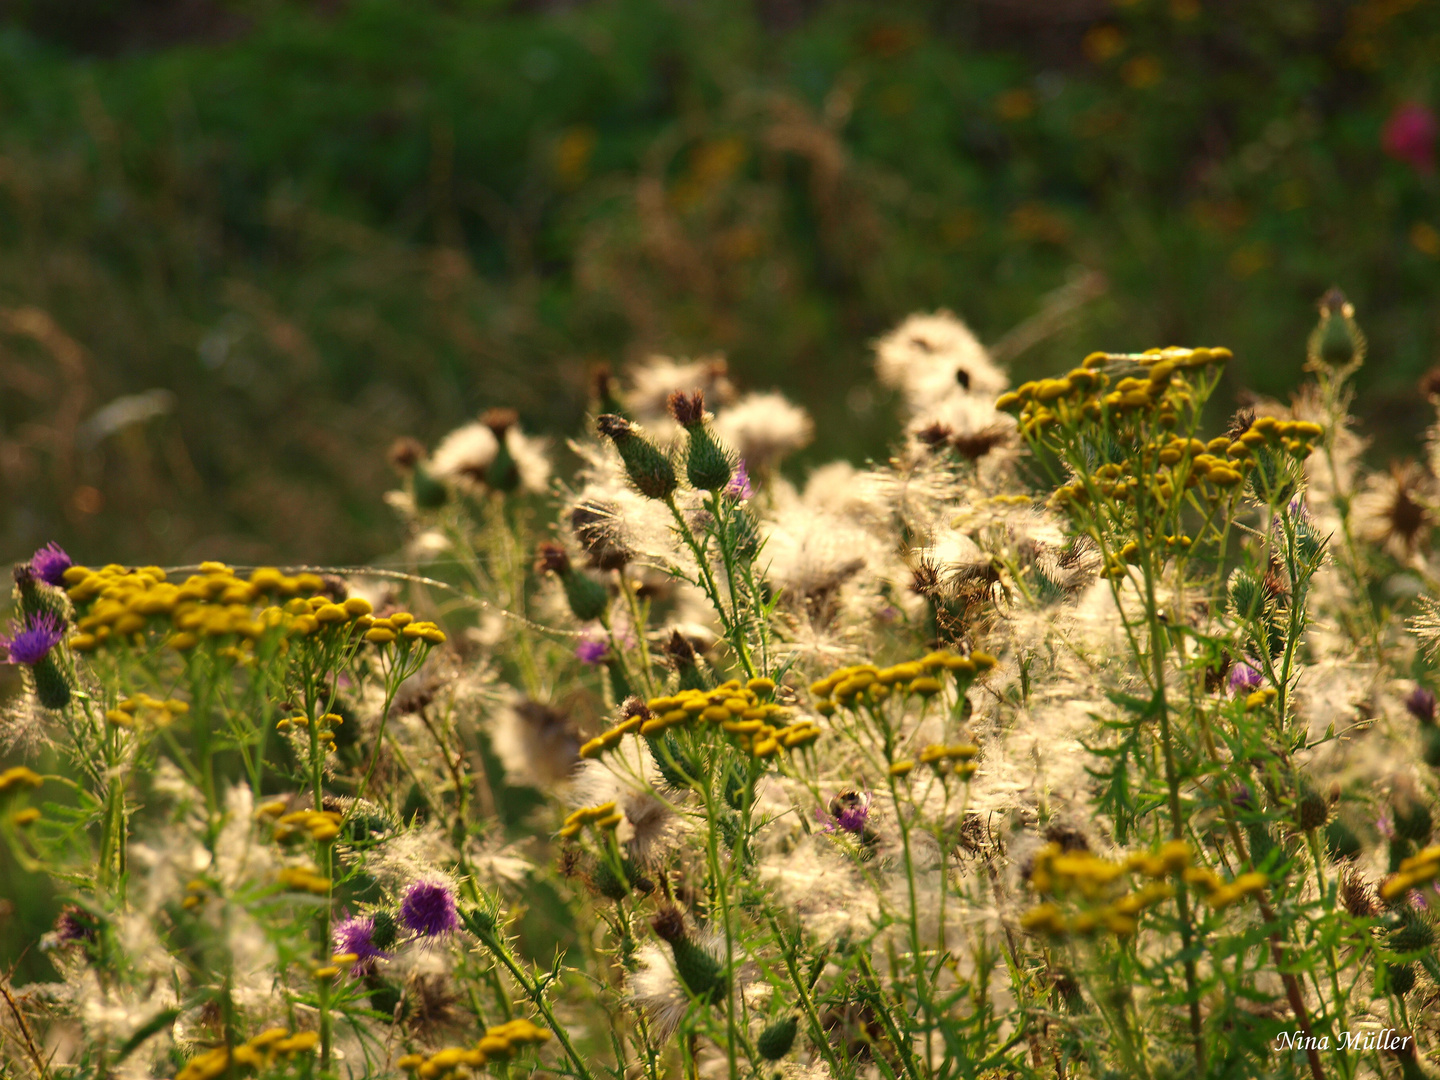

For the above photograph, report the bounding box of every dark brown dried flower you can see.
[620,696,653,722]
[569,499,634,571]
[388,436,425,472]
[664,629,699,668]
[915,423,953,448]
[651,905,686,943]
[666,389,706,427]
[534,541,571,576]
[595,414,633,439]
[1225,408,1257,441]
[950,425,1012,461]
[1339,868,1378,919]
[481,407,519,438]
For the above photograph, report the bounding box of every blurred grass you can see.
[0,0,1436,568]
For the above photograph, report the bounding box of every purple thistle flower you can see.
[834,801,870,835]
[575,636,608,666]
[1,613,65,667]
[333,913,390,973]
[29,543,73,587]
[724,459,752,502]
[400,879,459,938]
[819,790,872,837]
[1228,661,1264,696]
[1377,812,1396,841]
[1407,686,1436,724]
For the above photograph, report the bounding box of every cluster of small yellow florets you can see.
[579,678,821,762]
[174,1027,319,1080]
[1021,840,1188,938]
[1021,840,1269,939]
[558,800,624,839]
[259,803,344,844]
[274,711,347,753]
[397,1018,551,1077]
[103,693,188,729]
[888,742,980,779]
[1381,845,1440,901]
[996,347,1229,436]
[808,650,996,715]
[61,562,446,654]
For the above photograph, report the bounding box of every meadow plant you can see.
[6,292,1440,1080]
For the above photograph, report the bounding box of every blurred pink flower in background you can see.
[1382,101,1436,174]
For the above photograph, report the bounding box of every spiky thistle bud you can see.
[1388,963,1417,996]
[536,542,609,622]
[1308,287,1366,369]
[411,462,449,509]
[667,390,733,492]
[757,1014,798,1060]
[1325,820,1362,861]
[1394,796,1433,843]
[596,415,677,500]
[651,906,727,1004]
[369,910,398,950]
[1390,912,1435,954]
[481,408,521,492]
[14,566,67,628]
[1295,780,1330,831]
[665,629,709,692]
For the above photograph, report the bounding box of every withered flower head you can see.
[915,423,953,448]
[569,499,634,571]
[666,389,706,428]
[481,407,519,438]
[535,541,571,576]
[596,414,633,440]
[651,905,687,943]
[620,696,653,722]
[950,425,1012,461]
[388,436,426,472]
[664,629,699,668]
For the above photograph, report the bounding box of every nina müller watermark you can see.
[1275,1029,1411,1052]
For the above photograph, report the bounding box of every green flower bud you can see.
[1395,798,1433,843]
[1324,820,1362,861]
[33,654,71,710]
[369,910,399,950]
[1388,962,1417,996]
[597,415,676,500]
[1391,913,1435,955]
[412,462,449,509]
[563,571,610,623]
[757,1015,798,1060]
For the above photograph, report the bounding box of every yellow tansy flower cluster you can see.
[61,562,445,654]
[1182,866,1269,910]
[0,766,43,794]
[175,1028,319,1080]
[996,347,1230,435]
[1381,845,1440,901]
[105,694,188,728]
[558,801,623,838]
[276,712,346,754]
[265,807,343,844]
[809,650,996,715]
[397,1017,551,1077]
[1020,840,1195,938]
[579,678,821,762]
[276,865,332,895]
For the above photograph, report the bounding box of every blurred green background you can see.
[0,0,1437,570]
